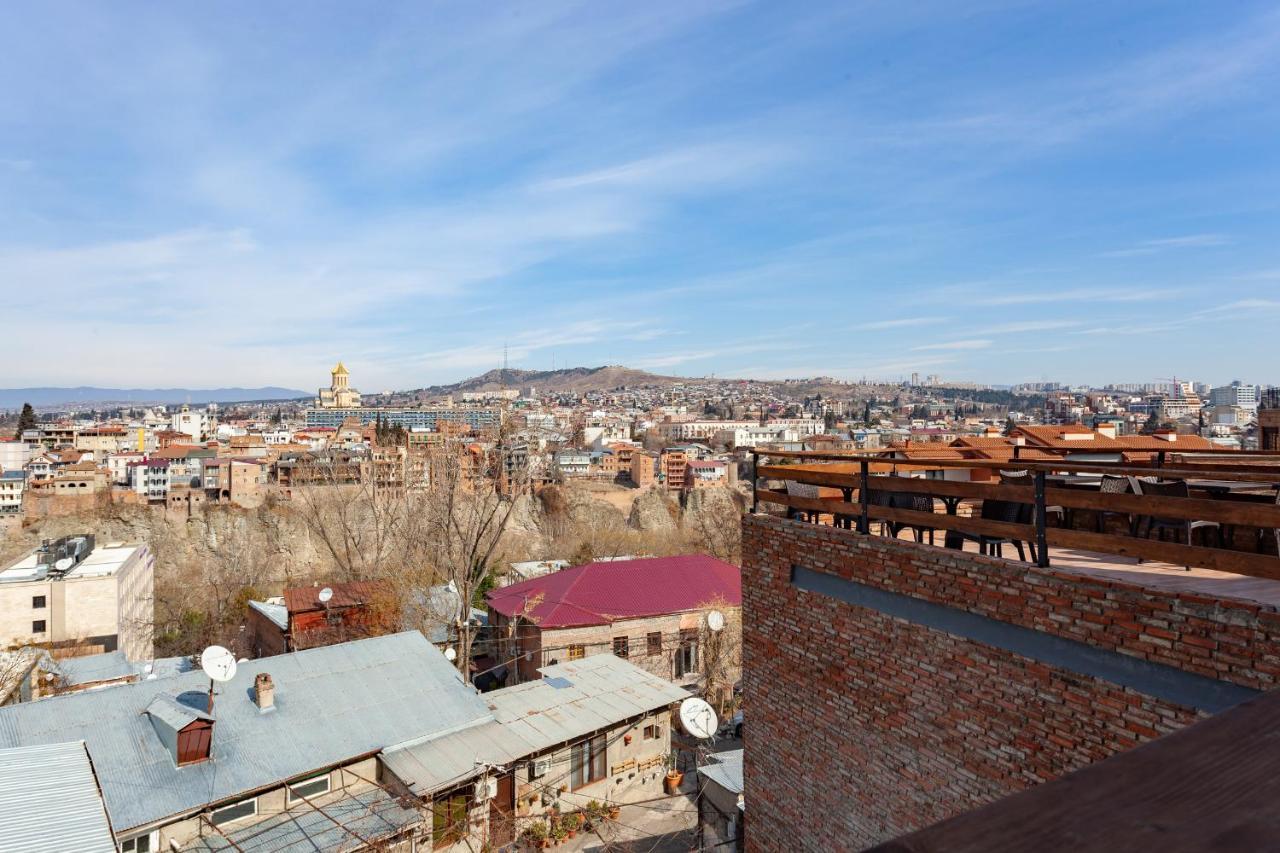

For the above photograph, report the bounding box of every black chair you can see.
[1131,479,1220,560]
[1095,474,1137,534]
[999,471,1067,529]
[785,480,820,523]
[889,492,938,545]
[957,498,1034,561]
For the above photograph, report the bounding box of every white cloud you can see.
[858,316,945,330]
[911,339,993,351]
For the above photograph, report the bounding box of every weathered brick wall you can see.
[742,515,1280,851]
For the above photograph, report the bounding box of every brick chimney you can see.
[254,672,275,711]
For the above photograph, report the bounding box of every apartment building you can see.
[0,471,24,516]
[0,440,31,472]
[0,536,153,660]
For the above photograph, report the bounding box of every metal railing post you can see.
[750,450,758,514]
[859,459,870,535]
[1034,470,1049,568]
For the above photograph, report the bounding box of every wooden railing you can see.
[749,449,1280,580]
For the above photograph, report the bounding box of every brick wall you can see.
[742,515,1280,851]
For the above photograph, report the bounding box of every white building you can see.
[169,404,217,443]
[0,441,31,473]
[1209,381,1260,410]
[0,536,154,660]
[0,472,25,517]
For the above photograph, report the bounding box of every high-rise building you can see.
[1209,381,1260,410]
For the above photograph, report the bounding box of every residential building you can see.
[1209,381,1260,410]
[0,536,154,660]
[684,459,728,488]
[0,470,24,516]
[553,448,592,478]
[170,405,217,443]
[697,749,745,852]
[630,450,657,487]
[315,361,362,408]
[245,581,394,657]
[0,440,31,472]
[487,555,741,691]
[305,406,501,431]
[661,447,688,491]
[0,631,687,853]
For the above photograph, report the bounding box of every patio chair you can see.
[1095,474,1137,535]
[785,480,821,523]
[1130,478,1220,558]
[955,497,1034,561]
[999,471,1067,527]
[862,485,896,536]
[888,492,938,545]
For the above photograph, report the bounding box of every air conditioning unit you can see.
[474,777,498,803]
[529,758,551,779]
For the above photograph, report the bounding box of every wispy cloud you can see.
[911,339,992,351]
[976,288,1185,306]
[1099,233,1230,258]
[859,316,945,330]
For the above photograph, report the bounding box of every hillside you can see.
[413,365,691,396]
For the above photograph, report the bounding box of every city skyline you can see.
[2,2,1278,389]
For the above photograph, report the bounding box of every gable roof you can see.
[0,632,489,834]
[487,554,740,628]
[284,580,387,614]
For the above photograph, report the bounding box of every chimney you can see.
[1154,428,1177,442]
[254,672,275,711]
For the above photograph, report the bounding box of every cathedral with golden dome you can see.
[315,362,361,408]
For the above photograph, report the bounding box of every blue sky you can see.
[2,2,1278,391]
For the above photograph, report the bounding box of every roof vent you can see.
[254,672,275,712]
[145,694,214,766]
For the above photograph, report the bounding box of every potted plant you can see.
[607,802,621,821]
[663,749,684,795]
[521,821,549,850]
[582,800,604,831]
[561,812,583,839]
[550,821,569,846]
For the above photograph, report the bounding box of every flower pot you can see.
[608,807,621,820]
[664,771,684,795]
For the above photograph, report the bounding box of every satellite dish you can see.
[706,610,726,632]
[317,587,334,604]
[444,647,457,662]
[679,697,718,740]
[200,646,238,683]
[54,557,74,572]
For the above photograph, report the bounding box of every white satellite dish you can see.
[54,557,74,572]
[706,610,725,633]
[679,697,718,740]
[444,647,457,662]
[317,587,334,604]
[200,645,238,683]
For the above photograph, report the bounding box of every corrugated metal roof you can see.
[697,749,743,795]
[247,600,288,630]
[384,655,686,796]
[0,632,490,834]
[146,694,214,730]
[182,784,418,852]
[487,555,741,627]
[54,650,135,686]
[0,740,116,853]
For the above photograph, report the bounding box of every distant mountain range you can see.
[0,387,310,409]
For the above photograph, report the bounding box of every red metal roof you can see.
[487,554,741,628]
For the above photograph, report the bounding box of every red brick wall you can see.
[742,515,1280,851]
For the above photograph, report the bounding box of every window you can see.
[432,790,469,848]
[612,636,629,658]
[119,833,153,853]
[210,797,257,826]
[286,773,331,805]
[567,644,585,661]
[647,632,662,656]
[675,629,697,678]
[643,724,661,740]
[31,620,46,634]
[31,595,45,609]
[571,734,607,790]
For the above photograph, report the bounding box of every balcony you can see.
[751,447,1280,597]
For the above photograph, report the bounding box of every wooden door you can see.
[488,772,516,848]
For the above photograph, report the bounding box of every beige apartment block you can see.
[0,536,154,660]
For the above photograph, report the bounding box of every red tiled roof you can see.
[487,554,741,628]
[284,580,388,614]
